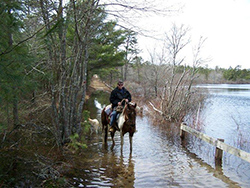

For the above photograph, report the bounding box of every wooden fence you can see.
[180,122,250,164]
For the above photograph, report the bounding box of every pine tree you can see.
[0,0,34,127]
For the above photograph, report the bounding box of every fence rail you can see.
[180,122,250,163]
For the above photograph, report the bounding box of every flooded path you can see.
[71,107,248,187]
[71,88,250,187]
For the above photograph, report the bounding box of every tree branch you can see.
[0,9,62,56]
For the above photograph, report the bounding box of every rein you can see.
[120,98,126,106]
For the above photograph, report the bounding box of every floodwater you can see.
[190,84,250,187]
[74,87,250,187]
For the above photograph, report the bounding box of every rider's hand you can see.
[125,99,129,103]
[118,102,122,106]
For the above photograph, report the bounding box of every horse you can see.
[101,102,137,152]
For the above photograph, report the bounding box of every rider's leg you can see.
[109,110,120,132]
[110,110,116,125]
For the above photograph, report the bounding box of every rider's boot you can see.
[109,114,115,133]
[109,125,115,133]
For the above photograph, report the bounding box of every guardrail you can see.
[180,122,250,164]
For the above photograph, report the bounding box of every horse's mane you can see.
[122,102,136,115]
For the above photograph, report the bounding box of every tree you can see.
[37,0,138,146]
[143,48,167,97]
[132,56,143,84]
[122,30,140,81]
[0,0,34,126]
[88,20,126,79]
[35,0,108,146]
[148,24,206,122]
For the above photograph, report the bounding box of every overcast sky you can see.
[134,0,250,69]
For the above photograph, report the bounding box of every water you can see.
[192,84,250,186]
[73,86,250,187]
[196,84,250,150]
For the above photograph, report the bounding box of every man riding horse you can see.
[109,80,131,133]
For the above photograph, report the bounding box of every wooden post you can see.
[180,122,186,140]
[215,138,224,166]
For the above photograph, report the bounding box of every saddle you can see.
[105,99,125,115]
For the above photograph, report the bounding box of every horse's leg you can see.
[120,132,124,152]
[111,131,115,146]
[129,136,133,152]
[102,125,108,144]
[129,133,134,152]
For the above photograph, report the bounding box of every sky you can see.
[133,0,250,69]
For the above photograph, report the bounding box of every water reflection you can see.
[181,144,241,188]
[69,122,136,187]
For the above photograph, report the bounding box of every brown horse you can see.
[101,102,137,152]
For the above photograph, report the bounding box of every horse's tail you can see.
[101,107,109,143]
[101,108,106,130]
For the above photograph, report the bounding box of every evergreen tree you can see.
[0,0,34,127]
[88,21,126,79]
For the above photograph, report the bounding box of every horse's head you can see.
[123,102,137,127]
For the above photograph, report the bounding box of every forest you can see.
[0,0,250,187]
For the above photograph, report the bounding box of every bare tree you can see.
[160,24,190,120]
[142,47,167,97]
[148,24,206,122]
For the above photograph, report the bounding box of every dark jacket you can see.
[110,87,131,108]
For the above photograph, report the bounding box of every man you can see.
[109,80,132,133]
